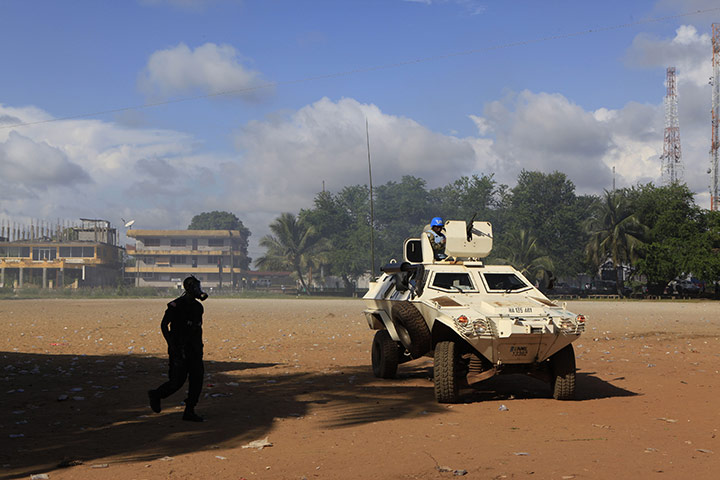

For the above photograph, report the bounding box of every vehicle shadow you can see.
[461,371,638,403]
[1,352,637,479]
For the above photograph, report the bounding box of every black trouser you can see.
[156,344,204,408]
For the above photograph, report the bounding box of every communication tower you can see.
[710,24,720,211]
[661,67,682,184]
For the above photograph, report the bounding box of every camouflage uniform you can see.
[425,229,447,260]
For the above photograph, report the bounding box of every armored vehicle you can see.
[363,220,586,403]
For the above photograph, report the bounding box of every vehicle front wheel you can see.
[550,344,576,400]
[372,330,400,378]
[434,340,464,403]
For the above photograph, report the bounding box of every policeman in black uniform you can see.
[148,275,208,422]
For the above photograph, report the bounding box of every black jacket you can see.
[160,294,204,353]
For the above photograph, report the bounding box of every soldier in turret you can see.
[425,217,447,260]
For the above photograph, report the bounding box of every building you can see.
[126,229,250,289]
[0,219,123,289]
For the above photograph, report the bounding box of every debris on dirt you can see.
[696,449,713,454]
[159,456,174,461]
[30,474,50,480]
[215,455,227,460]
[57,458,83,468]
[242,437,273,450]
[498,404,509,411]
[90,464,109,468]
[513,452,530,456]
[657,417,678,423]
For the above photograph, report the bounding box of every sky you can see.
[1,0,720,264]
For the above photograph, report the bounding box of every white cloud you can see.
[138,43,270,100]
[626,25,712,87]
[471,91,615,192]
[0,103,209,231]
[227,97,476,213]
[0,131,92,199]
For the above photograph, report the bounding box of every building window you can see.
[32,248,57,261]
[208,239,224,247]
[171,239,187,247]
[207,256,220,265]
[144,238,160,247]
[170,256,186,264]
[1,246,30,257]
[143,257,155,265]
[58,246,94,257]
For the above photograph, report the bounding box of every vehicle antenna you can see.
[367,118,376,279]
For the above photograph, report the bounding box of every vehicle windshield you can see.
[431,272,474,292]
[483,273,529,292]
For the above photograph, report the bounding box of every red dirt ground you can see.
[1,298,719,479]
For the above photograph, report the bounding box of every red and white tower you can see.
[661,67,682,185]
[710,24,720,211]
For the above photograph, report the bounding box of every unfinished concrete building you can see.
[0,219,123,289]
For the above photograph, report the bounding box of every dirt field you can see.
[1,298,719,479]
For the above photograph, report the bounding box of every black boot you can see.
[182,406,204,422]
[148,389,161,413]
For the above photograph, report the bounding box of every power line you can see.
[3,6,719,131]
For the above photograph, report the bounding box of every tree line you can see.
[197,171,720,296]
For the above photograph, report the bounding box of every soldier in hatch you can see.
[425,216,447,260]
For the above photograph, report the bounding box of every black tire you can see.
[372,330,400,378]
[391,301,432,358]
[434,341,463,403]
[550,344,576,400]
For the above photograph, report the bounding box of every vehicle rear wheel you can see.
[550,344,576,400]
[392,301,431,358]
[434,340,463,403]
[372,330,400,378]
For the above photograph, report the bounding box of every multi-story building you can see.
[126,229,250,289]
[0,219,123,288]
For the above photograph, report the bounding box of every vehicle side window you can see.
[483,273,528,291]
[431,272,474,291]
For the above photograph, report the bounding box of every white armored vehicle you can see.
[363,220,586,403]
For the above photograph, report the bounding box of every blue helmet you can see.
[430,217,444,227]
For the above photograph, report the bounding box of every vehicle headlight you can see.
[454,315,490,337]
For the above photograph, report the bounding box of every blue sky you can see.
[1,0,719,262]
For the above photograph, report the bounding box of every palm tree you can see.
[256,212,324,294]
[494,229,554,287]
[585,190,646,297]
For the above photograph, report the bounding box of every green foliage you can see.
[301,186,372,289]
[257,171,720,294]
[493,229,554,284]
[256,212,325,294]
[505,170,595,277]
[189,211,249,233]
[585,189,646,296]
[628,183,719,290]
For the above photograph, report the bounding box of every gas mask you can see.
[183,276,208,301]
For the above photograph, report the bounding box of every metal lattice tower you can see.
[661,67,683,185]
[710,24,720,211]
